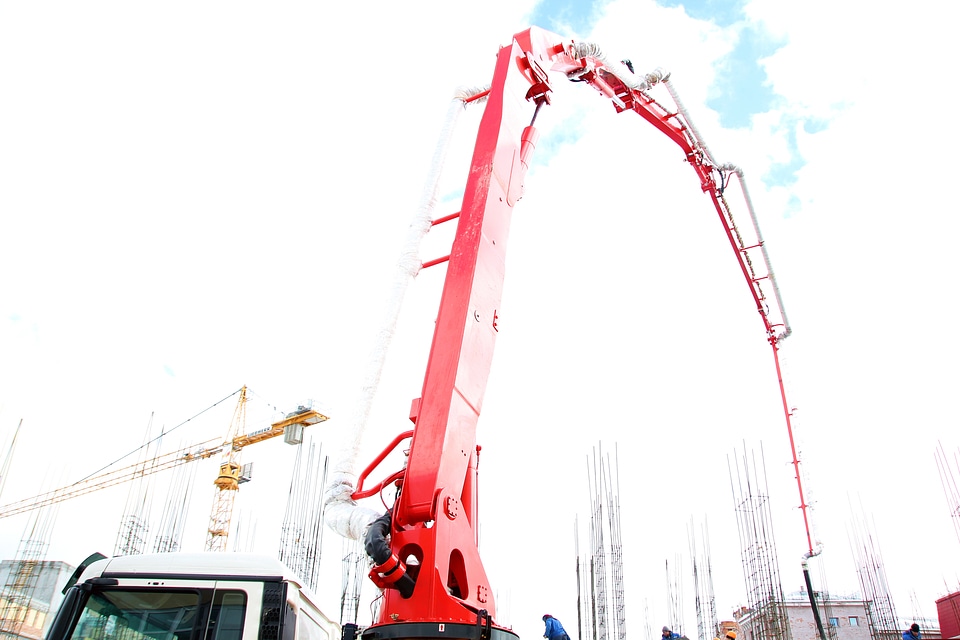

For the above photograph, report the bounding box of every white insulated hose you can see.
[323,87,489,541]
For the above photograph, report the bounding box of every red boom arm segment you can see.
[354,25,798,640]
[373,32,538,627]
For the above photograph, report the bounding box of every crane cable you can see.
[74,387,244,485]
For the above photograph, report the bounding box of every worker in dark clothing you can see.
[542,615,570,640]
[662,626,688,640]
[903,624,921,640]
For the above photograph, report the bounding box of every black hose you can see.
[803,565,827,640]
[364,512,394,565]
[364,510,416,598]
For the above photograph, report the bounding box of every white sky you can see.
[2,1,960,640]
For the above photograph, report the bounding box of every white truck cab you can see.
[45,553,339,640]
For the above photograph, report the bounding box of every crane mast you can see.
[347,25,802,640]
[205,385,249,551]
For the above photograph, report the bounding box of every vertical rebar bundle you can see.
[114,515,149,557]
[729,445,791,640]
[644,599,653,640]
[340,537,367,625]
[848,503,899,640]
[666,556,685,635]
[0,554,40,639]
[152,451,198,553]
[0,508,54,640]
[578,445,626,640]
[607,451,627,640]
[113,413,161,557]
[592,467,608,640]
[278,439,329,592]
[935,442,960,546]
[689,519,720,640]
[576,519,584,640]
[690,534,704,640]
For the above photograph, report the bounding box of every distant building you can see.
[737,593,942,640]
[786,596,875,640]
[0,559,76,640]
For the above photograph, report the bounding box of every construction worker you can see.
[903,624,921,640]
[542,615,570,640]
[662,626,688,640]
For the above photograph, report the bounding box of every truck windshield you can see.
[66,588,246,640]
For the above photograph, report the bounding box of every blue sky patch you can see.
[655,3,805,189]
[528,0,604,34]
[525,0,810,191]
[803,117,829,135]
[763,115,804,190]
[708,25,782,129]
[658,0,745,27]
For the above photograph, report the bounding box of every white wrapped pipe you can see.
[717,164,792,343]
[323,87,489,540]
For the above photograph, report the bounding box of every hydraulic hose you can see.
[364,511,416,598]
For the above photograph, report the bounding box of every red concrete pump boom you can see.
[348,25,802,640]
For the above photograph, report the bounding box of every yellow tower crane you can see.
[0,387,330,541]
[203,386,328,551]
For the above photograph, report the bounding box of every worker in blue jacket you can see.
[662,626,689,640]
[903,624,921,640]
[542,615,570,640]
